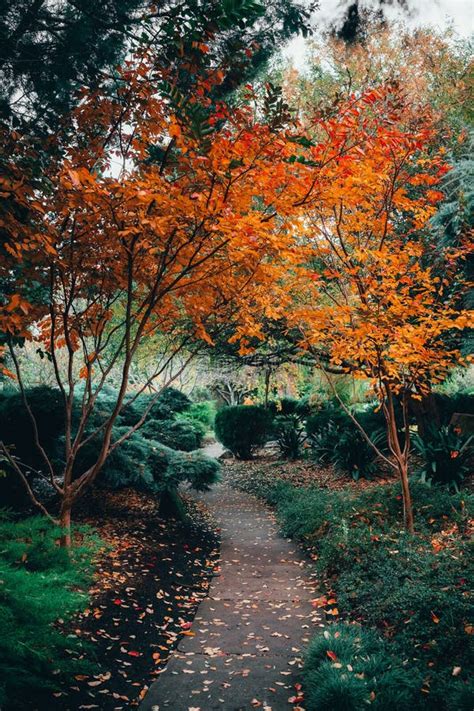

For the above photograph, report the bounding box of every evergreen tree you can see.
[0,0,313,133]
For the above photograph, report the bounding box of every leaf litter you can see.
[42,488,219,710]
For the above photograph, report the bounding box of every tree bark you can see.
[399,459,414,533]
[59,500,72,548]
[385,388,414,533]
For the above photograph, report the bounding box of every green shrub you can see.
[119,387,191,426]
[295,396,314,417]
[0,514,98,707]
[0,387,65,462]
[273,482,473,711]
[142,417,205,451]
[332,427,384,480]
[306,401,351,438]
[279,397,299,415]
[179,400,216,429]
[413,425,473,489]
[163,451,220,493]
[0,468,30,510]
[304,625,425,711]
[307,402,386,479]
[143,386,191,421]
[215,405,271,459]
[434,392,474,426]
[0,386,68,509]
[274,414,307,460]
[86,427,219,499]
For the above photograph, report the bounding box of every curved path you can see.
[140,479,322,710]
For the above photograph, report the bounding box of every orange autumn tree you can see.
[287,86,472,532]
[0,54,311,545]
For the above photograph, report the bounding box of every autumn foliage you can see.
[286,85,472,529]
[0,52,309,541]
[0,53,471,536]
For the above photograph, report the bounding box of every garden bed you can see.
[226,453,395,499]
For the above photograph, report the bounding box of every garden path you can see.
[139,474,322,710]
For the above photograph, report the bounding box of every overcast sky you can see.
[286,0,473,67]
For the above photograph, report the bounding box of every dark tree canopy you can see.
[0,0,313,132]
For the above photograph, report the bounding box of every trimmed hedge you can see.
[215,405,271,459]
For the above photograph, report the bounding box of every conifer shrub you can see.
[0,386,67,509]
[178,400,216,429]
[0,384,214,508]
[0,514,99,707]
[141,417,205,451]
[0,387,65,463]
[162,451,220,493]
[215,405,271,459]
[304,625,425,711]
[139,387,191,421]
[74,427,219,499]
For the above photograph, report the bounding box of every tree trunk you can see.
[385,387,415,533]
[159,489,187,520]
[59,501,72,548]
[398,459,414,533]
[264,368,271,408]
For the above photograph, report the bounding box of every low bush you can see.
[304,624,426,711]
[268,481,473,711]
[0,384,215,512]
[332,426,384,480]
[119,387,191,426]
[177,400,216,429]
[215,405,271,459]
[413,424,473,490]
[434,391,474,426]
[95,427,218,492]
[309,414,382,479]
[141,417,205,451]
[0,514,99,708]
[306,401,350,438]
[163,451,220,493]
[279,397,300,415]
[142,386,191,421]
[0,387,65,463]
[274,414,307,460]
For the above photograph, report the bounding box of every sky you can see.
[286,0,474,67]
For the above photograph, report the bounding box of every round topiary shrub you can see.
[214,405,271,459]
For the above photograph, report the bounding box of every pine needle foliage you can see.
[0,513,100,707]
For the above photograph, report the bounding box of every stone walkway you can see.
[140,480,322,711]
